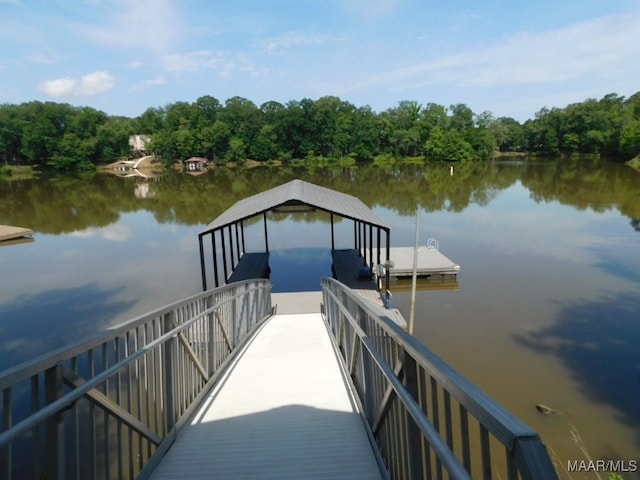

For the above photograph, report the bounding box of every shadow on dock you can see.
[151,404,382,479]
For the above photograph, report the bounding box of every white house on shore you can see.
[129,135,151,156]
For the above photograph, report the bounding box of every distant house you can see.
[185,157,208,175]
[129,135,151,156]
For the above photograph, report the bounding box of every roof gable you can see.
[201,179,389,233]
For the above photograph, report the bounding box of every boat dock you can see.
[0,225,33,245]
[150,292,383,480]
[0,180,559,480]
[376,244,461,278]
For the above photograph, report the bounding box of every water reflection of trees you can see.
[1,159,639,234]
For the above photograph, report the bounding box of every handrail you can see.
[321,276,559,480]
[0,279,272,480]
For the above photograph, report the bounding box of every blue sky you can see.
[1,0,639,122]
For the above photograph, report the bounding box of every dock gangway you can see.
[1,277,558,479]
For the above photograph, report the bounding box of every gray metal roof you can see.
[201,179,389,233]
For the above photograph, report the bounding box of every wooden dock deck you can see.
[150,295,383,479]
[0,225,33,243]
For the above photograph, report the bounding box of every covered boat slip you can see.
[198,179,391,290]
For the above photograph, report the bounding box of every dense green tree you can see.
[0,104,23,163]
[1,90,639,171]
[425,126,474,161]
[135,107,165,134]
[492,117,526,152]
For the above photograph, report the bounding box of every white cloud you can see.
[81,0,181,54]
[27,53,55,64]
[129,75,166,92]
[263,32,345,54]
[343,12,640,94]
[163,51,262,78]
[39,71,116,97]
[39,77,76,97]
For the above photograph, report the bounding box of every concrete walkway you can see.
[150,309,382,479]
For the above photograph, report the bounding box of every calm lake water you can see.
[1,159,639,477]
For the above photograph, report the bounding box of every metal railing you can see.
[0,279,272,480]
[321,277,559,480]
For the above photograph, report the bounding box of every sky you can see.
[1,0,639,122]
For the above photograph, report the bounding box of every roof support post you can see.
[228,225,235,268]
[369,223,373,267]
[330,213,335,250]
[198,233,207,291]
[240,220,246,255]
[235,223,241,260]
[263,212,269,253]
[221,228,228,282]
[385,228,391,293]
[212,231,219,288]
[377,228,381,267]
[353,220,358,249]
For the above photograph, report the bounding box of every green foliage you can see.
[425,127,474,161]
[525,92,639,159]
[1,90,639,170]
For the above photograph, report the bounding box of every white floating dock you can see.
[0,225,33,243]
[376,245,461,278]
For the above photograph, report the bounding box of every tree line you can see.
[1,91,639,171]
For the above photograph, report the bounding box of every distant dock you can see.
[376,243,461,278]
[0,225,33,244]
